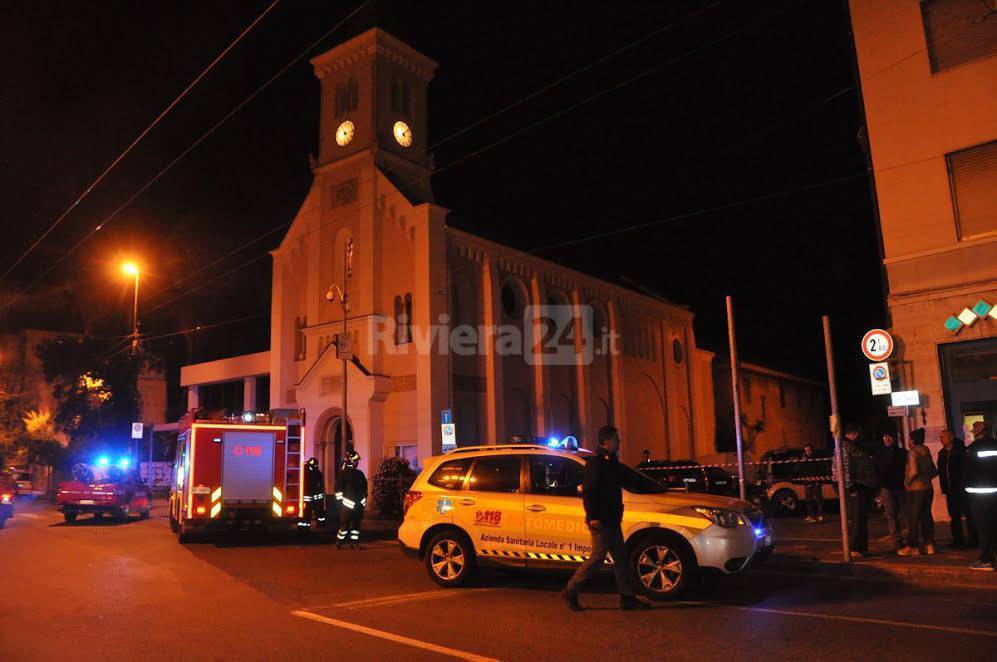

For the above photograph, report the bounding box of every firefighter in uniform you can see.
[336,448,367,548]
[300,457,327,530]
[965,421,997,571]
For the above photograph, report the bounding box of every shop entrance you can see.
[939,337,997,439]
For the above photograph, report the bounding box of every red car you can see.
[57,463,152,523]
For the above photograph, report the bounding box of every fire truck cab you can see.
[169,409,305,543]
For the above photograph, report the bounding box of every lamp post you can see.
[326,238,354,468]
[121,262,140,355]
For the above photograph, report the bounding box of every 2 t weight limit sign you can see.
[861,329,894,362]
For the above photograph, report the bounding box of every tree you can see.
[35,336,146,460]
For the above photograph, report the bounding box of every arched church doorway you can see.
[318,415,353,494]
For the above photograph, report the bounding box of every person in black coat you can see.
[938,429,977,548]
[965,422,997,571]
[336,448,367,549]
[300,458,327,529]
[842,423,879,558]
[874,433,907,551]
[562,426,649,612]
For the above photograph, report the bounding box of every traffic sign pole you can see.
[725,296,746,501]
[822,315,851,563]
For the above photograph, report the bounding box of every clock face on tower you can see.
[393,120,413,147]
[335,120,355,146]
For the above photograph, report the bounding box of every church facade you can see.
[180,29,718,486]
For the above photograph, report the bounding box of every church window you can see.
[500,279,525,320]
[294,316,307,361]
[395,293,412,345]
[390,77,412,116]
[335,78,359,117]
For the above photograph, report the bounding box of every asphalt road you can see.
[2,500,996,661]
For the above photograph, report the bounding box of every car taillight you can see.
[1,494,11,504]
[402,490,422,516]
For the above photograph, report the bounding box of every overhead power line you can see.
[0,0,281,286]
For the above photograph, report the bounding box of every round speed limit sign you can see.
[861,329,894,361]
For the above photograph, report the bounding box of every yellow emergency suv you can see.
[398,444,774,599]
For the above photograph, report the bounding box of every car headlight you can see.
[693,506,743,528]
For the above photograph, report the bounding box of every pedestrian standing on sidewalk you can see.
[874,433,907,552]
[899,428,937,556]
[842,423,879,560]
[964,421,997,571]
[563,425,650,611]
[799,444,824,523]
[938,429,977,549]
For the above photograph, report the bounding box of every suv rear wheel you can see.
[772,488,800,516]
[630,532,694,600]
[425,530,475,588]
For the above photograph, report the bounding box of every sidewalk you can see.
[764,513,996,588]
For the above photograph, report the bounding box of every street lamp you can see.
[120,262,140,354]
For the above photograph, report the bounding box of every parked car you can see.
[57,462,152,522]
[753,448,836,517]
[639,460,738,496]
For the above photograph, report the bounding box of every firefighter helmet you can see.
[342,449,360,470]
[306,457,319,469]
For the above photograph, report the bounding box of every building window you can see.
[779,383,786,409]
[395,294,412,345]
[500,279,525,320]
[672,338,684,364]
[335,78,359,116]
[760,395,767,421]
[294,316,307,361]
[947,140,997,240]
[743,375,752,403]
[390,78,412,116]
[921,0,997,73]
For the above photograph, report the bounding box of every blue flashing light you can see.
[96,456,110,466]
[754,528,765,538]
[118,458,130,469]
[548,437,560,447]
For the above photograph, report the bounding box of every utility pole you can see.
[725,296,747,501]
[822,315,851,563]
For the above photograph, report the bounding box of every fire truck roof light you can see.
[97,456,110,466]
[242,411,255,423]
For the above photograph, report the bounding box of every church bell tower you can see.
[310,28,437,203]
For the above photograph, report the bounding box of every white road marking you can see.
[291,609,500,661]
[719,603,997,637]
[305,588,497,611]
[13,513,43,519]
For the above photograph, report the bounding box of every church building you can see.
[180,29,718,488]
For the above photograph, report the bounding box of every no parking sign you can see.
[869,362,892,395]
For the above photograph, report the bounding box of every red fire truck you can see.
[169,409,305,543]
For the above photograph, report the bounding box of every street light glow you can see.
[121,262,139,276]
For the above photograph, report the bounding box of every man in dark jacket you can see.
[874,433,907,550]
[843,423,879,559]
[965,422,997,571]
[563,426,649,611]
[938,429,977,548]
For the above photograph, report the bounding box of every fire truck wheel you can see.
[178,521,194,544]
[63,512,77,523]
[169,510,179,532]
[139,509,150,520]
[117,506,130,522]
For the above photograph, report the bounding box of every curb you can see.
[760,555,997,588]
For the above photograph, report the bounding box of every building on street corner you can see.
[180,29,719,493]
[848,1,996,517]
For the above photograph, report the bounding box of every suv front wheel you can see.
[425,530,475,588]
[629,532,694,600]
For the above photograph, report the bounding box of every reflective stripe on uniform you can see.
[966,487,997,494]
[335,492,343,500]
[337,531,347,540]
[360,497,367,506]
[342,498,355,509]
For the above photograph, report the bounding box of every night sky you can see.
[0,1,889,428]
